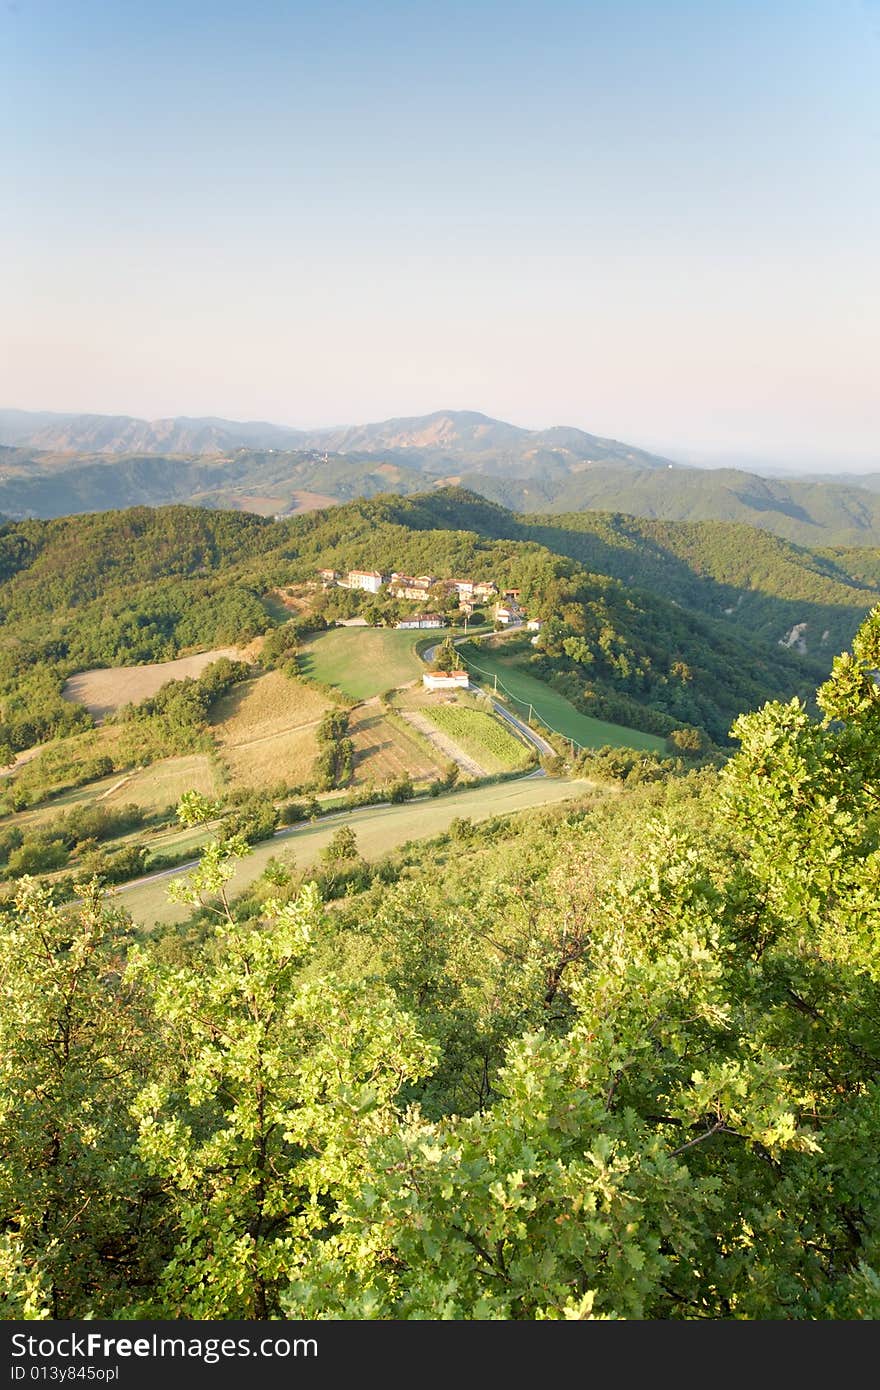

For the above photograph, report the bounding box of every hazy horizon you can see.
[2,400,878,477]
[3,0,878,473]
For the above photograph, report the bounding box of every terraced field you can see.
[0,752,220,834]
[348,706,445,785]
[101,755,220,816]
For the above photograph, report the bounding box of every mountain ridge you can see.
[2,408,880,548]
[0,406,677,473]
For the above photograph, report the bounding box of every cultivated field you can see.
[119,775,595,928]
[286,490,339,514]
[298,628,427,699]
[102,755,220,816]
[424,705,533,774]
[399,709,487,778]
[63,648,246,719]
[348,707,445,785]
[211,670,332,790]
[458,644,667,752]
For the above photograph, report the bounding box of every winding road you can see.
[421,629,555,759]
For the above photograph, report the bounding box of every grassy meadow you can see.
[458,643,667,752]
[118,774,594,928]
[297,628,427,698]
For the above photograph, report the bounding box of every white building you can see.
[345,569,387,594]
[396,614,447,630]
[423,671,469,690]
[526,619,543,631]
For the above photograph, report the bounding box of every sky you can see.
[1,0,878,469]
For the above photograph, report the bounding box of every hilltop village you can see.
[316,566,544,633]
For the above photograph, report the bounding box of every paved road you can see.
[489,700,554,756]
[119,772,590,927]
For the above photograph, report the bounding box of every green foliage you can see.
[313,707,353,790]
[322,825,359,863]
[0,881,149,1317]
[129,878,433,1318]
[388,774,415,804]
[4,556,880,1319]
[430,637,463,673]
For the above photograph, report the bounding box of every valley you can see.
[2,467,879,1325]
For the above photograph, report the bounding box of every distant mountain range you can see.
[0,409,306,456]
[1,407,879,549]
[0,407,675,474]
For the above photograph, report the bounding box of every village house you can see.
[526,618,543,631]
[453,579,497,600]
[494,605,518,625]
[317,564,508,612]
[389,574,437,600]
[396,613,447,630]
[423,670,469,690]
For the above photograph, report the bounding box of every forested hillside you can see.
[432,502,880,660]
[2,609,880,1319]
[469,466,880,547]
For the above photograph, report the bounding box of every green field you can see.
[298,627,428,698]
[458,643,667,752]
[426,705,533,773]
[118,775,594,928]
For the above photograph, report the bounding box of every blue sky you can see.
[2,0,878,466]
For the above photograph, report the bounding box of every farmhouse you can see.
[396,613,447,630]
[527,619,543,631]
[423,670,469,690]
[317,568,339,585]
[494,605,517,625]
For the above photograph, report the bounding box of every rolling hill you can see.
[0,489,865,758]
[2,407,880,548]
